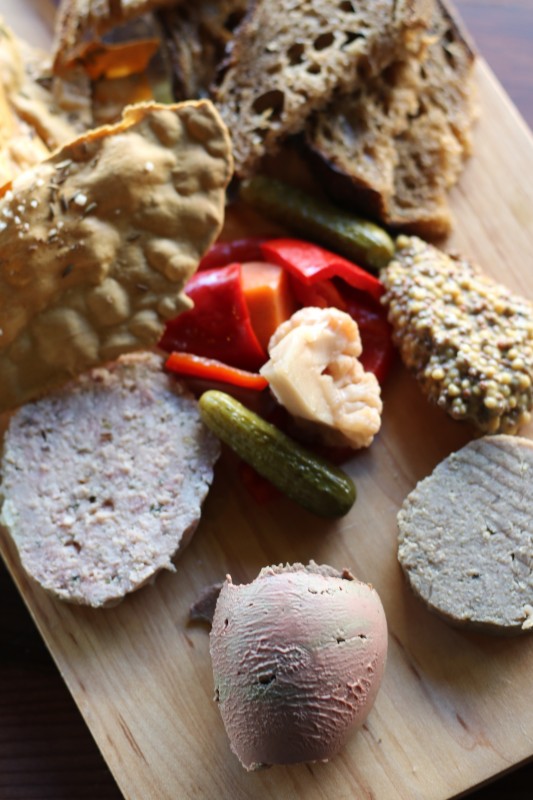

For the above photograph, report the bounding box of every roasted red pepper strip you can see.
[238,462,280,504]
[165,352,268,391]
[198,237,266,271]
[337,282,395,384]
[260,238,384,301]
[289,276,348,311]
[287,273,393,384]
[159,264,267,371]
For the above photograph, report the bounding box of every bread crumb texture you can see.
[398,435,533,634]
[0,100,233,412]
[305,0,477,238]
[381,236,533,434]
[214,0,432,176]
[0,352,221,607]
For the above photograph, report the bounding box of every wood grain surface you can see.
[1,2,533,799]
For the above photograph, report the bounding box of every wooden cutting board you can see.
[1,4,533,800]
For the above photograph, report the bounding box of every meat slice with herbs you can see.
[0,352,220,607]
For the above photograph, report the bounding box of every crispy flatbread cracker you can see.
[52,0,180,72]
[12,38,92,149]
[0,106,49,187]
[0,20,92,184]
[0,100,233,412]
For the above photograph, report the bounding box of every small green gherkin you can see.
[198,390,356,518]
[239,175,395,272]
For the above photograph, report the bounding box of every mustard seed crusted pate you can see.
[381,236,533,433]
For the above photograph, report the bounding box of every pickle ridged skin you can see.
[239,176,394,272]
[198,390,356,518]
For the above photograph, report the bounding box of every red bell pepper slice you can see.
[338,283,395,384]
[260,238,384,302]
[288,275,393,384]
[159,264,266,372]
[198,238,266,271]
[165,352,268,391]
[289,276,348,311]
[238,462,280,504]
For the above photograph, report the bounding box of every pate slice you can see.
[0,99,233,412]
[0,352,221,607]
[397,435,533,634]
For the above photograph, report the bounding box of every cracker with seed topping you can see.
[0,99,233,413]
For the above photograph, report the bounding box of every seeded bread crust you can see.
[0,352,220,607]
[305,0,477,238]
[397,435,533,634]
[0,100,233,413]
[213,0,432,178]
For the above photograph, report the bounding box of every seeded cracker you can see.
[381,236,533,433]
[0,100,233,413]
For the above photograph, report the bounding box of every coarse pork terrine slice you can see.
[0,352,220,607]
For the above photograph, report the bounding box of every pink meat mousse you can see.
[210,562,388,770]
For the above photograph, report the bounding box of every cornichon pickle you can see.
[239,175,394,272]
[199,390,356,518]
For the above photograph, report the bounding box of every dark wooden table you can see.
[1,2,533,798]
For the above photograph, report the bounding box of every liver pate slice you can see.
[0,352,220,607]
[397,435,533,634]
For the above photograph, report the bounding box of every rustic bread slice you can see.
[52,0,180,72]
[213,0,432,178]
[0,352,220,607]
[158,0,248,101]
[0,100,233,413]
[305,0,477,238]
[397,435,533,634]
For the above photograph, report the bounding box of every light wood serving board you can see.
[1,3,533,799]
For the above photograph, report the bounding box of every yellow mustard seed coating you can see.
[380,236,533,434]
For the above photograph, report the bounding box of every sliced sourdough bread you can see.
[305,0,477,238]
[158,0,248,101]
[0,352,220,607]
[213,0,433,178]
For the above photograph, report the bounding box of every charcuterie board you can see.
[1,3,533,799]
